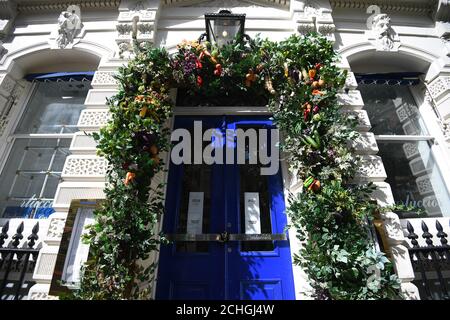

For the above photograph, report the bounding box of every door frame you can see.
[152,106,301,300]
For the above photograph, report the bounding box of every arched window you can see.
[0,73,93,219]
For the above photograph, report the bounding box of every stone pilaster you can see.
[116,0,160,59]
[292,0,335,40]
[0,73,25,160]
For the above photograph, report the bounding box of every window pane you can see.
[62,207,95,285]
[238,125,274,252]
[15,81,91,134]
[359,84,429,135]
[176,164,212,253]
[378,141,450,218]
[0,138,71,218]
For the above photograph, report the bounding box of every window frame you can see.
[0,80,90,219]
[362,82,450,216]
[49,199,100,294]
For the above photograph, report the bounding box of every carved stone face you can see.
[373,14,390,34]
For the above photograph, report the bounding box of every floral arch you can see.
[68,33,403,300]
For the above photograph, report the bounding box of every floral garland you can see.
[68,33,401,300]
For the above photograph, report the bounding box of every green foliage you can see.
[67,34,402,300]
[264,33,401,299]
[67,48,173,299]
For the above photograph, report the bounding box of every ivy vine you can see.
[66,33,401,300]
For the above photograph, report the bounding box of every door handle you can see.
[165,233,287,242]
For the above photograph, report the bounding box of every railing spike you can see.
[407,221,414,233]
[0,221,9,248]
[421,221,434,246]
[406,221,419,247]
[27,222,39,248]
[11,222,24,248]
[16,221,24,234]
[436,220,448,246]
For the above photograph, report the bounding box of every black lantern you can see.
[202,10,246,47]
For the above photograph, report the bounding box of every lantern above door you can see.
[203,10,246,47]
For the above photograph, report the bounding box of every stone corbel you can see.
[380,211,406,244]
[0,0,17,40]
[366,12,400,52]
[434,0,450,22]
[0,41,7,61]
[294,2,335,40]
[116,1,158,59]
[49,7,84,49]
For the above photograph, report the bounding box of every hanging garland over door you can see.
[66,33,402,300]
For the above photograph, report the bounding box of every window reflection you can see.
[360,84,450,218]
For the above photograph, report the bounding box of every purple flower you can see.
[303,128,312,136]
[327,149,336,159]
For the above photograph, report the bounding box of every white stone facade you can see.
[0,0,449,300]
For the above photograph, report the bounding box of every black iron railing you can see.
[0,221,40,300]
[406,220,450,300]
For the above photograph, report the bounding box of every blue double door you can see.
[156,116,295,300]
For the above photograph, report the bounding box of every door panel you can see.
[157,117,225,300]
[156,116,295,300]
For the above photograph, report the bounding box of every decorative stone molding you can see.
[53,182,106,206]
[0,75,23,138]
[62,156,108,178]
[49,7,83,49]
[344,71,358,90]
[17,1,120,13]
[434,0,450,22]
[70,132,98,154]
[395,104,418,124]
[337,91,364,110]
[92,71,119,88]
[409,157,431,176]
[355,155,387,181]
[28,292,58,300]
[427,76,450,101]
[400,282,420,300]
[116,1,158,59]
[163,0,291,8]
[34,252,58,279]
[380,211,405,244]
[77,109,111,129]
[0,0,17,39]
[330,1,433,15]
[350,132,379,155]
[342,109,371,131]
[416,175,434,195]
[366,12,400,52]
[0,94,11,137]
[402,142,419,160]
[47,218,66,239]
[0,73,15,97]
[0,41,7,60]
[371,182,395,207]
[423,86,450,143]
[390,244,415,281]
[294,2,335,39]
[84,89,118,106]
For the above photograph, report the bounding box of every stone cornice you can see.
[162,0,290,9]
[16,0,120,12]
[330,0,436,15]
